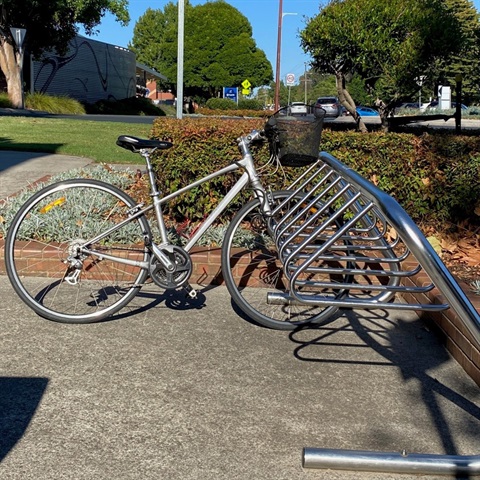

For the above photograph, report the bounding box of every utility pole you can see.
[176,0,185,119]
[274,0,297,111]
[304,63,308,104]
[274,0,283,111]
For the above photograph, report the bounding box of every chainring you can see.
[149,245,192,289]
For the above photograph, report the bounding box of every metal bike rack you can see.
[269,152,480,476]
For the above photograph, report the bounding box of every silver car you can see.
[288,102,308,116]
[315,96,341,118]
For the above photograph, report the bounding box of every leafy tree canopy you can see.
[434,0,480,104]
[301,0,468,129]
[130,0,273,99]
[0,0,129,107]
[0,0,129,56]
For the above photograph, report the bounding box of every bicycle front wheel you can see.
[221,191,342,330]
[5,179,151,323]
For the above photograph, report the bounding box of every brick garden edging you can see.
[402,270,480,386]
[0,240,478,386]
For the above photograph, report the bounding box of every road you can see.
[2,107,480,130]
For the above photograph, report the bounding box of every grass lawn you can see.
[0,116,155,164]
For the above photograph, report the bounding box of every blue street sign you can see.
[223,87,238,104]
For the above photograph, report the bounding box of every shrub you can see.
[150,117,272,221]
[25,93,86,114]
[322,131,480,226]
[85,96,166,116]
[238,99,264,111]
[150,117,480,229]
[0,92,11,108]
[205,98,237,110]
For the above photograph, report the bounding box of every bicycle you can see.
[5,106,346,330]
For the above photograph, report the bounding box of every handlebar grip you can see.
[263,116,278,139]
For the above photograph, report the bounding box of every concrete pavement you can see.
[0,150,93,199]
[0,150,479,479]
[0,278,479,479]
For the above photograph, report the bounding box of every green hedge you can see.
[322,131,480,225]
[85,97,166,116]
[205,98,237,110]
[204,97,264,111]
[150,117,480,227]
[151,117,267,220]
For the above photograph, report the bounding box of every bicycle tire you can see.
[5,178,151,323]
[221,191,345,330]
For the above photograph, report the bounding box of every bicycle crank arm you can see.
[151,243,176,271]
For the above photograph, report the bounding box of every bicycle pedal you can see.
[183,284,198,299]
[187,289,197,299]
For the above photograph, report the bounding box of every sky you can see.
[82,0,480,87]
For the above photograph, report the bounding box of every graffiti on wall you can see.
[34,36,136,103]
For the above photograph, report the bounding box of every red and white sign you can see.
[286,73,295,86]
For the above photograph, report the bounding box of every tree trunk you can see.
[374,98,390,132]
[335,72,368,132]
[0,38,23,108]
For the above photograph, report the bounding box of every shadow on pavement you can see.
[105,285,208,323]
[289,308,480,465]
[0,377,49,461]
[0,142,66,172]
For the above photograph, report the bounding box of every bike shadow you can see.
[108,284,209,322]
[288,308,480,477]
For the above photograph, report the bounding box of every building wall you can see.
[146,79,175,103]
[33,35,136,103]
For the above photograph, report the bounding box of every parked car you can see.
[393,102,420,115]
[356,106,379,117]
[288,102,308,116]
[427,100,468,110]
[315,96,341,118]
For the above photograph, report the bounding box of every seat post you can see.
[140,149,169,244]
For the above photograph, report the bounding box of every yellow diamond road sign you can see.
[241,79,251,89]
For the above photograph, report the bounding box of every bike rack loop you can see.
[274,152,480,475]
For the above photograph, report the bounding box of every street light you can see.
[274,0,297,111]
[176,0,185,119]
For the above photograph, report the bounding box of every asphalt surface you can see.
[0,151,479,479]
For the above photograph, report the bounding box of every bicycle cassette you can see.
[149,245,192,289]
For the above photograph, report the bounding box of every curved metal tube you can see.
[303,448,480,475]
[319,151,480,351]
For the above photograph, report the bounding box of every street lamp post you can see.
[274,0,296,111]
[176,0,185,119]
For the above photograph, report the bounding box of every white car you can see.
[288,102,308,116]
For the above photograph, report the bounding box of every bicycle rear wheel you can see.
[5,179,151,323]
[221,191,343,330]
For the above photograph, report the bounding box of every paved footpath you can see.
[0,150,141,199]
[0,278,479,480]
[0,152,479,479]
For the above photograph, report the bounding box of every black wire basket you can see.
[266,105,325,167]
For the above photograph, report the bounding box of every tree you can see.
[301,0,464,131]
[130,0,273,100]
[433,0,480,104]
[0,0,129,108]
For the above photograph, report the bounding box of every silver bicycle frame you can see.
[82,134,272,267]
